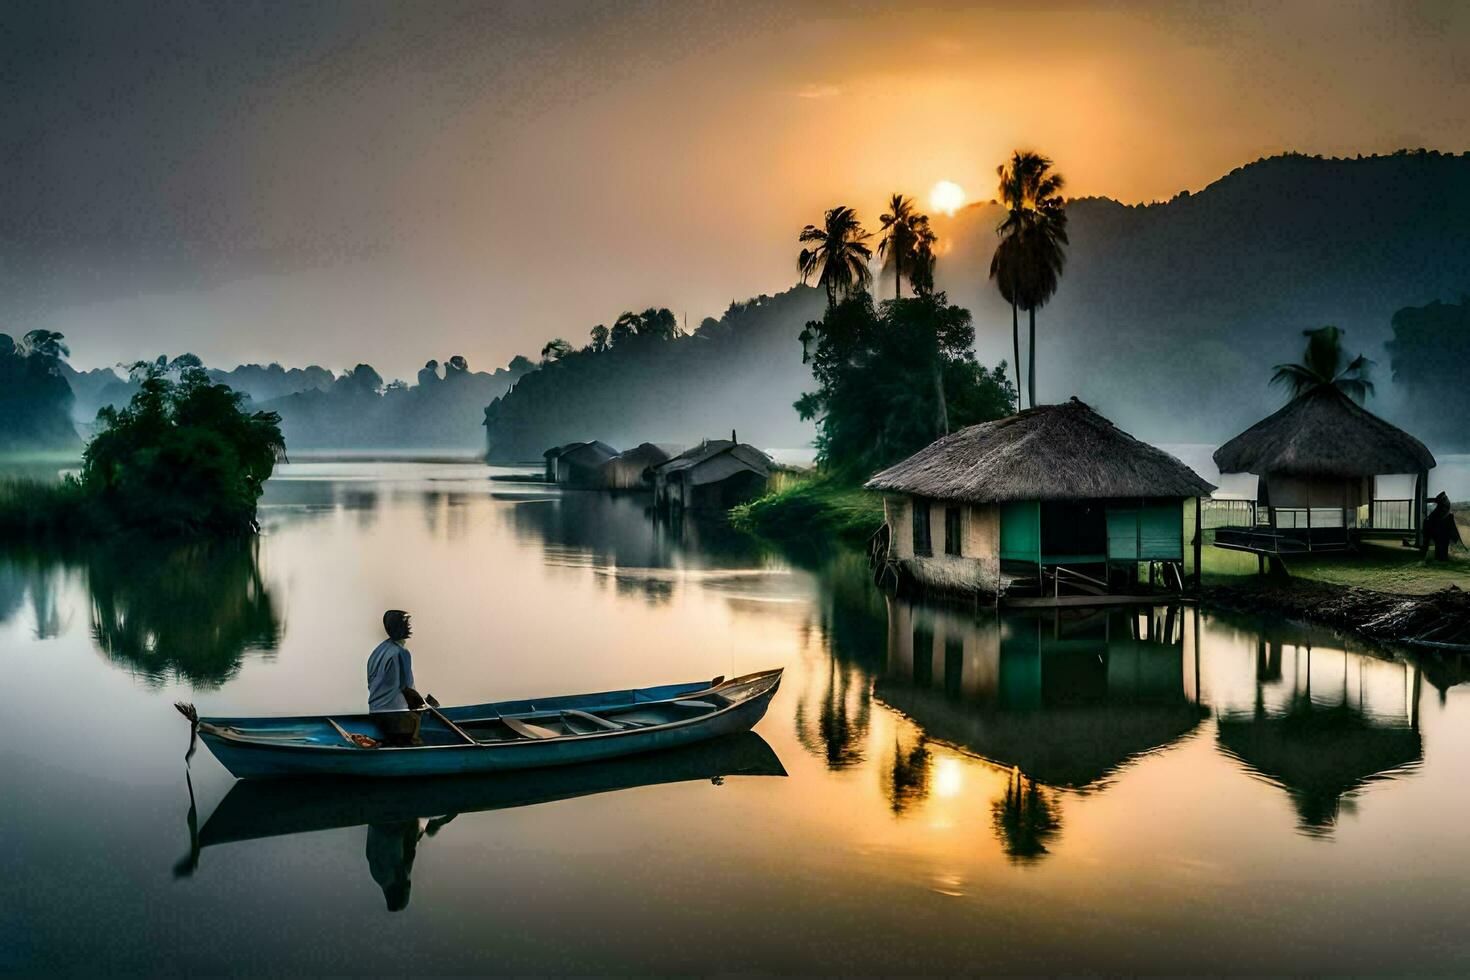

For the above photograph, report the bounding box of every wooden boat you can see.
[191,732,785,855]
[192,668,782,779]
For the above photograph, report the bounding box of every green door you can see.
[1106,499,1184,561]
[1000,501,1040,563]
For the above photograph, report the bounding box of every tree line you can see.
[792,148,1073,475]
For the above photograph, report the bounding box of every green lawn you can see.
[1200,524,1470,596]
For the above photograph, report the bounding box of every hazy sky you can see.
[4,0,1468,376]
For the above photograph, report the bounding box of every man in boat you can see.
[1423,492,1463,562]
[367,609,436,746]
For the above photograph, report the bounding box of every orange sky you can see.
[8,0,1469,375]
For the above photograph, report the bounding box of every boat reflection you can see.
[181,733,786,909]
[1215,635,1422,837]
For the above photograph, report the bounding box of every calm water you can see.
[3,461,1470,974]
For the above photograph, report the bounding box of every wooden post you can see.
[1413,469,1427,551]
[1193,497,1203,592]
[1305,487,1313,552]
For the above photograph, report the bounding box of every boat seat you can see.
[501,717,561,740]
[672,699,716,710]
[563,709,623,731]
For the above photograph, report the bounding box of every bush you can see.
[0,360,285,540]
[731,476,884,546]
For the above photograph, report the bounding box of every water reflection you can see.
[0,551,69,638]
[1215,638,1422,837]
[990,768,1063,862]
[181,733,785,910]
[877,600,1207,791]
[0,539,280,687]
[89,540,281,688]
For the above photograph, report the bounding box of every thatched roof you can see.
[865,398,1214,503]
[1214,386,1435,477]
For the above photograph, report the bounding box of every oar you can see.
[422,696,480,747]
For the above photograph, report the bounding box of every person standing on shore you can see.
[1423,493,1462,562]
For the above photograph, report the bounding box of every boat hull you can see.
[198,670,780,779]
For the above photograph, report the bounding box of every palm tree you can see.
[1271,325,1374,402]
[989,234,1024,402]
[878,194,918,299]
[798,206,873,309]
[991,151,1069,409]
[910,216,937,297]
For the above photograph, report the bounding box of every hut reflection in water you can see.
[879,599,1208,790]
[1214,633,1423,836]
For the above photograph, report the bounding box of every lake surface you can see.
[3,460,1470,974]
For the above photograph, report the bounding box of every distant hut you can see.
[548,440,618,487]
[543,443,577,482]
[1212,386,1437,554]
[865,399,1215,602]
[596,442,673,490]
[652,438,773,510]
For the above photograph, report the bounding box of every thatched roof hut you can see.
[866,400,1214,602]
[1212,387,1436,552]
[867,398,1214,503]
[1214,386,1435,478]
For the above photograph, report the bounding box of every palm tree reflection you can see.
[990,767,1062,862]
[793,659,870,770]
[885,737,932,815]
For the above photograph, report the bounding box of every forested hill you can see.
[932,150,1470,444]
[483,287,827,460]
[58,356,532,451]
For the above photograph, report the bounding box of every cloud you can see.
[795,82,842,100]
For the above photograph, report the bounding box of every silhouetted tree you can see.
[797,206,873,309]
[588,324,610,353]
[1271,325,1374,402]
[0,329,77,451]
[541,338,574,363]
[878,193,918,300]
[992,151,1069,408]
[82,361,285,535]
[797,293,1015,475]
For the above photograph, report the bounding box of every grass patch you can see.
[0,477,96,539]
[1200,529,1470,596]
[730,475,884,547]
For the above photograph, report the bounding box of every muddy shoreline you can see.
[1203,580,1470,652]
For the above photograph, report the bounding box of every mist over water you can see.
[3,461,1469,973]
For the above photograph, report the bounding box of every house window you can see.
[912,499,932,556]
[944,506,962,556]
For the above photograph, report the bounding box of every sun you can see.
[929,180,966,216]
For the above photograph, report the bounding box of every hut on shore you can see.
[865,398,1215,602]
[595,442,674,490]
[652,438,773,510]
[543,440,618,486]
[1212,386,1437,554]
